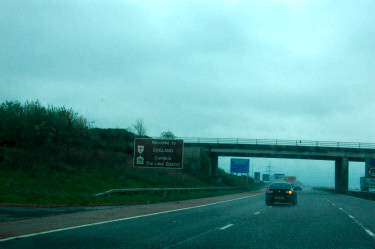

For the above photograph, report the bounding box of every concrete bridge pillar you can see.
[209,153,218,177]
[335,157,348,192]
[183,147,202,170]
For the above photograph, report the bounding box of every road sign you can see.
[365,178,375,188]
[274,174,285,179]
[262,174,270,182]
[133,138,184,169]
[284,176,296,183]
[366,158,375,178]
[230,158,249,174]
[368,166,375,178]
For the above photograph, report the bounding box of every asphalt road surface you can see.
[0,206,119,222]
[1,188,374,249]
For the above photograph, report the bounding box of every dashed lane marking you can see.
[254,212,260,215]
[338,207,375,241]
[220,224,234,230]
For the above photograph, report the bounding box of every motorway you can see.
[1,188,375,249]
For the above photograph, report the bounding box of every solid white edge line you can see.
[220,224,234,230]
[365,229,375,237]
[0,193,263,243]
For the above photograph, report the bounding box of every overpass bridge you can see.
[181,138,375,192]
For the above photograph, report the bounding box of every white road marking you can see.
[163,227,214,249]
[365,229,375,237]
[0,193,263,243]
[337,207,375,240]
[332,203,336,206]
[220,224,234,230]
[254,212,260,215]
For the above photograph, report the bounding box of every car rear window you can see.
[268,183,291,189]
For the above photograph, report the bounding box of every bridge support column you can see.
[209,153,218,177]
[335,157,348,192]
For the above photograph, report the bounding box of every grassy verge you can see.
[0,159,264,206]
[88,188,261,206]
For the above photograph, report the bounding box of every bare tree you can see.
[160,130,176,139]
[133,118,147,136]
[126,126,134,133]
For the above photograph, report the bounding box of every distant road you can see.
[1,188,375,249]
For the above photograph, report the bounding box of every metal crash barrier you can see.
[95,187,248,197]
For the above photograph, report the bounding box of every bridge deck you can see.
[180,137,375,150]
[182,138,375,162]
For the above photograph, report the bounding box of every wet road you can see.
[0,206,119,222]
[1,188,374,249]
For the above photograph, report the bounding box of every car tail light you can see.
[267,189,273,194]
[286,190,293,194]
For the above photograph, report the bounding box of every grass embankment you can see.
[0,148,264,206]
[0,101,264,206]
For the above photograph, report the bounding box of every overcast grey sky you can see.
[1,0,374,142]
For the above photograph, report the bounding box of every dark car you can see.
[266,182,297,205]
[294,185,303,191]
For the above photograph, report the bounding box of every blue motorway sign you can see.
[274,173,285,179]
[262,174,270,181]
[230,158,250,174]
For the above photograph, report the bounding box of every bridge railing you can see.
[178,137,375,149]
